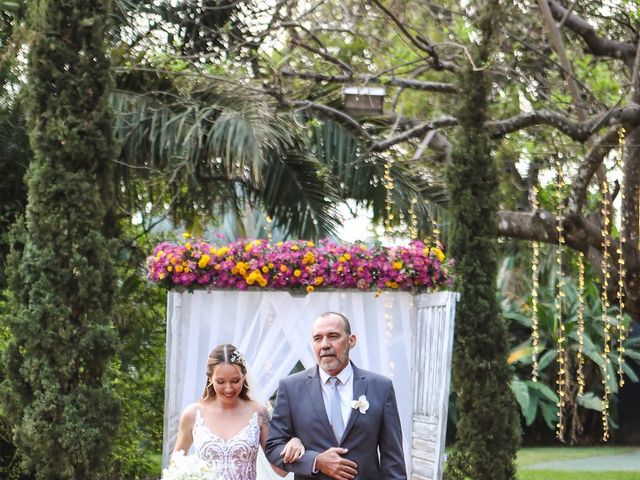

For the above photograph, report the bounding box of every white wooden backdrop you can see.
[162,290,458,480]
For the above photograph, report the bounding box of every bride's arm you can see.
[173,403,197,454]
[257,406,304,477]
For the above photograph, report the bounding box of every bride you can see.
[173,344,304,479]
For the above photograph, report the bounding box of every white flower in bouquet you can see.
[162,450,218,480]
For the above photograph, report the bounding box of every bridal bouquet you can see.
[162,450,218,480]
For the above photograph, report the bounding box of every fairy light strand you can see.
[530,186,541,383]
[265,215,273,242]
[600,174,612,442]
[409,198,419,240]
[555,160,568,442]
[383,159,395,235]
[577,252,586,397]
[616,127,627,388]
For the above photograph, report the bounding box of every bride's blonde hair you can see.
[202,344,251,401]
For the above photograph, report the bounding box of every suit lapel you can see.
[306,367,335,440]
[341,364,368,443]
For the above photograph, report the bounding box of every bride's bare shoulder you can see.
[179,402,204,422]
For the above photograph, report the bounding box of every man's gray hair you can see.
[316,311,351,335]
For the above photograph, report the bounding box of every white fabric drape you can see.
[163,290,416,479]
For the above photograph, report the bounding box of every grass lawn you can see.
[517,446,640,480]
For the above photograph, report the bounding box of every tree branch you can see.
[548,0,637,65]
[567,126,618,213]
[371,116,457,152]
[488,105,640,141]
[290,38,353,73]
[280,68,458,93]
[370,0,458,72]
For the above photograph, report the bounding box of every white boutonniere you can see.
[351,395,370,414]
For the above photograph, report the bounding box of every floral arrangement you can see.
[162,450,218,480]
[147,235,454,292]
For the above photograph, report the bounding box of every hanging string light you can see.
[265,215,273,243]
[615,127,627,388]
[600,174,612,442]
[577,252,586,396]
[555,159,568,442]
[409,198,419,240]
[383,159,395,235]
[530,185,541,383]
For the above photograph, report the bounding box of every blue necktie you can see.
[329,377,344,442]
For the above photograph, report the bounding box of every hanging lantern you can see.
[343,86,386,116]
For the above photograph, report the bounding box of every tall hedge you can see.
[445,2,521,479]
[1,1,120,478]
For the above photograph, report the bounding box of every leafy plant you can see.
[499,245,640,444]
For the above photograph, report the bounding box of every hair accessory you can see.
[229,348,245,366]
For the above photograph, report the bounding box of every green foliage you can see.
[445,2,520,479]
[0,101,30,290]
[499,245,640,443]
[0,1,120,478]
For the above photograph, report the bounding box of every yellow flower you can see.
[280,265,288,272]
[216,247,229,257]
[245,270,266,287]
[268,262,274,269]
[314,276,324,286]
[155,250,164,260]
[159,273,166,279]
[306,285,315,293]
[184,266,191,273]
[214,264,221,270]
[175,265,184,273]
[430,247,445,262]
[182,232,191,239]
[261,266,269,273]
[344,253,351,260]
[185,242,192,251]
[245,244,253,252]
[338,256,346,263]
[198,254,211,269]
[293,269,301,277]
[306,241,315,247]
[291,245,299,251]
[277,241,283,247]
[167,266,173,272]
[393,261,403,270]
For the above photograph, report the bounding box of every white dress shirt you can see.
[319,362,354,428]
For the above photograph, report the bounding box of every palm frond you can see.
[257,142,341,239]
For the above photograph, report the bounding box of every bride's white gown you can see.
[192,409,259,480]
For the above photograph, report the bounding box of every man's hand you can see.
[315,447,358,480]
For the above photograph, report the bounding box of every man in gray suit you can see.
[266,312,407,480]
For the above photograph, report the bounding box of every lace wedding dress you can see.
[192,409,260,480]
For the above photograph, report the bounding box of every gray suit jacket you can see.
[265,363,407,480]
